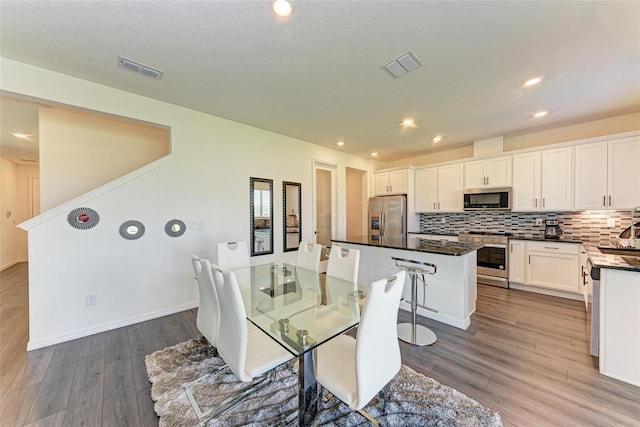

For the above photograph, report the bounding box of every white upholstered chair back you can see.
[354,269,405,408]
[193,257,221,348]
[217,241,250,270]
[211,269,251,382]
[326,245,360,283]
[295,242,322,272]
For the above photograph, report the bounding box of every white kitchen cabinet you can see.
[579,245,592,311]
[525,241,579,293]
[575,136,640,210]
[512,147,573,211]
[464,155,512,189]
[414,164,463,212]
[374,168,409,195]
[508,240,526,284]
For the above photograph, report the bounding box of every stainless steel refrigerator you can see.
[368,195,407,240]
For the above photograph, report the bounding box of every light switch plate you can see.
[607,218,616,227]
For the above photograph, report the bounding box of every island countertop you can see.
[331,235,482,256]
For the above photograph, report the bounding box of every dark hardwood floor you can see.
[1,262,639,426]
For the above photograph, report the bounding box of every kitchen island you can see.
[588,247,640,387]
[332,236,482,330]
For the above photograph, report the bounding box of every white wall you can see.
[0,158,37,270]
[39,106,170,211]
[1,58,372,349]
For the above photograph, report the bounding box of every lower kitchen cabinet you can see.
[526,241,579,293]
[508,240,526,284]
[509,240,582,298]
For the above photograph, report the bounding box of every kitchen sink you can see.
[597,247,640,257]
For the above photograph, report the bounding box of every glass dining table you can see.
[230,262,365,426]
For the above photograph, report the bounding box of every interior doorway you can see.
[313,161,337,272]
[346,167,367,237]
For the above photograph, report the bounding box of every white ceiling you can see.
[1,1,639,163]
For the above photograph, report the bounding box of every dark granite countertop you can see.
[586,246,640,273]
[332,236,482,256]
[408,231,459,237]
[507,234,584,244]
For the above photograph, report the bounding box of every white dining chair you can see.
[191,255,220,348]
[326,245,360,283]
[314,270,406,425]
[296,242,322,272]
[217,241,250,270]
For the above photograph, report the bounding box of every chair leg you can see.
[356,408,380,426]
[184,363,228,421]
[197,370,277,425]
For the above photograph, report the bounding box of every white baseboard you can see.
[399,301,470,330]
[509,283,585,302]
[26,300,198,351]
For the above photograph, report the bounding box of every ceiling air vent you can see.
[118,56,164,80]
[382,51,423,79]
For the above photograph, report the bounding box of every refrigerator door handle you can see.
[380,211,385,236]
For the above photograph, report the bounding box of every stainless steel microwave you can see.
[463,187,511,211]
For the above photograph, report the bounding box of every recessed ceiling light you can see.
[12,133,30,139]
[433,135,442,143]
[371,152,379,157]
[336,141,344,146]
[272,0,293,17]
[523,76,543,87]
[400,118,417,128]
[533,110,548,118]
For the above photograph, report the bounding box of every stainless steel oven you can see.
[459,232,509,288]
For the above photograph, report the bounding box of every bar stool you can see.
[391,256,437,346]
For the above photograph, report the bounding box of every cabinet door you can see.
[512,152,540,211]
[485,156,512,187]
[464,160,486,189]
[388,169,407,194]
[373,173,390,195]
[414,168,437,212]
[437,164,463,211]
[526,251,580,293]
[508,240,526,284]
[574,142,608,210]
[608,136,640,209]
[540,147,573,211]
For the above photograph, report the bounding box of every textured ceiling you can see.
[1,1,639,163]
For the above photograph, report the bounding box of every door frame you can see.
[312,159,338,247]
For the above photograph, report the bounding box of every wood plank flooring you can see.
[1,262,639,426]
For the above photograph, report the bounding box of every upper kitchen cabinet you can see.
[512,147,573,211]
[464,155,512,189]
[574,136,640,210]
[415,164,463,212]
[373,167,413,195]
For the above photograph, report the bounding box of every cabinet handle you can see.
[603,195,606,207]
[608,195,611,206]
[544,246,560,250]
[510,244,513,253]
[438,202,440,210]
[486,177,489,185]
[534,198,537,208]
[543,198,546,207]
[528,255,531,264]
[433,202,436,210]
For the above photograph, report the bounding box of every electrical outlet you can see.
[607,218,616,227]
[86,293,97,306]
[535,218,543,226]
[441,217,446,224]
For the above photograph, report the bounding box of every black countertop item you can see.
[331,236,482,256]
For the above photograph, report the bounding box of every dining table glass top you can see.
[231,262,364,357]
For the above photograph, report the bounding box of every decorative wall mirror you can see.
[250,177,274,256]
[283,181,301,252]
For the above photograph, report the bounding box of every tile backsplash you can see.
[419,211,636,247]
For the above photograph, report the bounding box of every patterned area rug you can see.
[145,337,502,427]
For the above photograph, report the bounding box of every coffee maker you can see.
[544,219,563,239]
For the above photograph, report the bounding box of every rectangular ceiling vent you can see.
[382,50,423,79]
[118,56,164,80]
